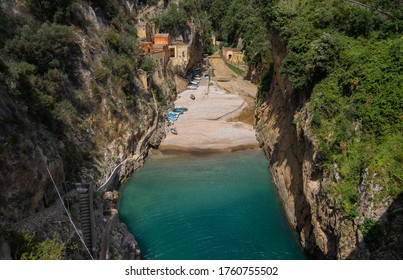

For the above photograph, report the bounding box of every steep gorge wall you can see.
[0,2,138,226]
[0,1,174,259]
[256,27,403,259]
[0,87,63,226]
[255,30,368,259]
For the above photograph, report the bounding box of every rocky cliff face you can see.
[255,29,403,259]
[254,28,322,256]
[0,1,175,259]
[185,31,204,72]
[0,71,65,227]
[0,1,147,224]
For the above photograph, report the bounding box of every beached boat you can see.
[168,112,180,118]
[173,107,188,113]
[167,112,179,122]
[187,84,197,90]
[170,127,178,135]
[173,109,183,114]
[175,106,188,111]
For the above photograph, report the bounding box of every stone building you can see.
[153,44,170,67]
[150,51,167,82]
[222,47,244,64]
[169,43,189,66]
[138,29,174,82]
[136,21,153,42]
[168,35,189,67]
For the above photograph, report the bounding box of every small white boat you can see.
[170,127,178,135]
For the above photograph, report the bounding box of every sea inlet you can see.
[118,149,305,260]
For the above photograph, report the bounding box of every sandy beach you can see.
[159,57,259,153]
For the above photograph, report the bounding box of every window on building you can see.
[169,48,175,57]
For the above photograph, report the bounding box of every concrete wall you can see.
[169,44,189,67]
[230,52,244,64]
[136,24,147,40]
[150,51,166,82]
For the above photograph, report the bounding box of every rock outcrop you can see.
[255,29,403,259]
[0,1,175,259]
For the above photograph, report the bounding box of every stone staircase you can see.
[77,184,95,257]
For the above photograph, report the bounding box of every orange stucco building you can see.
[138,31,172,80]
[139,42,153,54]
[154,33,171,46]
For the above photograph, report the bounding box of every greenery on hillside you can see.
[157,3,189,36]
[0,0,157,259]
[1,0,401,259]
[263,0,402,218]
[194,0,402,223]
[199,0,272,66]
[155,0,215,54]
[0,1,148,178]
[138,0,402,256]
[1,230,65,260]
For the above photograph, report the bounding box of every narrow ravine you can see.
[118,57,306,259]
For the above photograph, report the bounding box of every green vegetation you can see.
[94,65,111,83]
[5,23,80,75]
[194,0,402,222]
[0,22,80,130]
[257,64,273,105]
[267,0,402,218]
[224,61,245,76]
[105,26,122,50]
[196,0,272,65]
[157,3,189,36]
[156,0,214,54]
[25,0,76,23]
[96,0,120,20]
[1,0,401,258]
[140,56,157,77]
[1,230,65,260]
[156,0,271,62]
[222,0,271,66]
[0,1,145,181]
[359,217,385,251]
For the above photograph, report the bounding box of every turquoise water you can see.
[118,150,305,260]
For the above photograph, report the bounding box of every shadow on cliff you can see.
[265,77,402,259]
[259,29,338,259]
[347,192,403,259]
[264,77,324,259]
